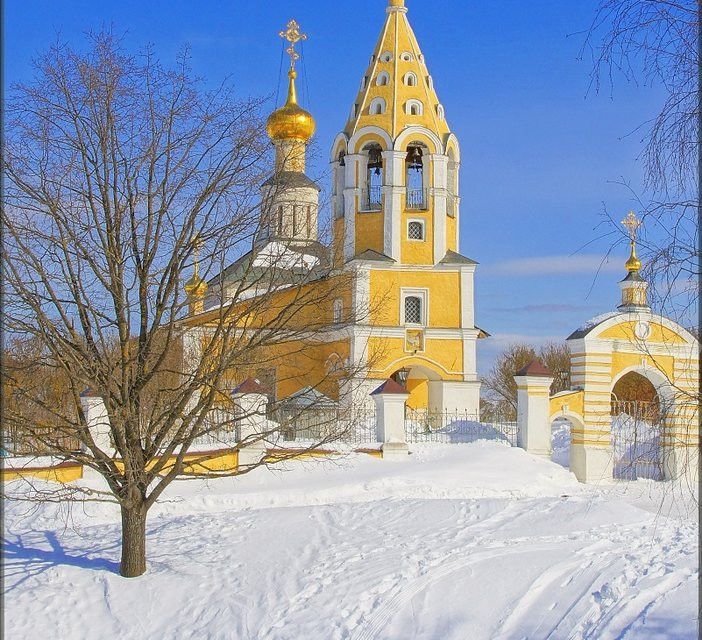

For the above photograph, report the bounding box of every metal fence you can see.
[1,426,81,456]
[611,400,663,481]
[406,188,427,210]
[405,409,519,446]
[191,408,240,447]
[273,406,377,445]
[361,186,383,211]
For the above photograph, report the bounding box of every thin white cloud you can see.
[480,333,566,348]
[488,303,593,314]
[486,254,621,277]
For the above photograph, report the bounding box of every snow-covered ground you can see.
[3,441,698,639]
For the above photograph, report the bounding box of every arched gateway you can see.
[548,213,698,483]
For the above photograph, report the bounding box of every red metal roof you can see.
[232,378,269,395]
[515,359,553,377]
[371,379,409,395]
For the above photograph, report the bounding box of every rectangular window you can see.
[404,296,422,324]
[401,289,428,326]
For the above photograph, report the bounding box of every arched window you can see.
[437,104,445,120]
[405,143,426,210]
[427,76,434,91]
[369,97,386,115]
[363,143,383,211]
[403,72,418,87]
[400,52,413,62]
[334,151,346,219]
[407,220,425,241]
[405,99,423,116]
[376,71,390,86]
[447,150,458,218]
[380,51,392,62]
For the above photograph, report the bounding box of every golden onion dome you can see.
[266,70,316,142]
[625,248,642,273]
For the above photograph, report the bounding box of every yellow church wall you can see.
[355,132,392,154]
[597,321,687,344]
[355,211,385,254]
[446,215,457,252]
[406,377,428,409]
[401,211,433,264]
[220,338,352,402]
[368,337,464,382]
[370,270,461,327]
[333,217,345,267]
[187,272,353,331]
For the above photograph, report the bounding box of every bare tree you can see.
[583,0,699,320]
[482,342,572,420]
[2,32,370,577]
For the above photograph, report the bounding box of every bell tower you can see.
[332,0,483,415]
[330,0,460,267]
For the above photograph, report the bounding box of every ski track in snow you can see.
[2,443,698,640]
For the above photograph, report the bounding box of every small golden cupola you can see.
[618,211,649,310]
[185,234,208,315]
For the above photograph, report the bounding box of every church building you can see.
[183,0,485,414]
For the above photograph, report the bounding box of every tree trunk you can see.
[120,505,147,577]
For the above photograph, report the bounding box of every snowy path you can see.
[3,443,698,639]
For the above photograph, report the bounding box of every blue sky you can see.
[5,0,665,373]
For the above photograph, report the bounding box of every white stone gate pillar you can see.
[79,388,115,456]
[372,379,409,459]
[514,360,554,458]
[231,378,270,468]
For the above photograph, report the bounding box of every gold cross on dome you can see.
[279,19,307,70]
[621,211,642,242]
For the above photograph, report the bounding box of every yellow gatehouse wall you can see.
[597,321,687,344]
[611,352,675,382]
[549,390,585,421]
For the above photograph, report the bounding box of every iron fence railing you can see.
[361,186,383,211]
[273,406,377,445]
[611,400,663,480]
[406,188,427,210]
[405,408,518,446]
[1,427,81,456]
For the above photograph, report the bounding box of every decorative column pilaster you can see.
[371,379,409,459]
[79,388,115,456]
[232,378,270,468]
[514,360,554,458]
